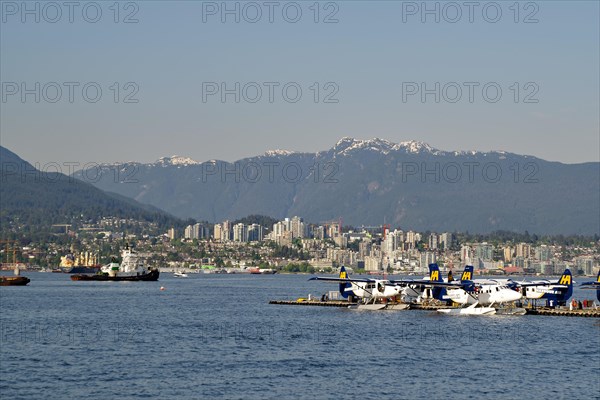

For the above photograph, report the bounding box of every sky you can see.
[1,0,599,166]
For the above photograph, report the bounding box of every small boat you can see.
[71,245,159,282]
[173,271,188,278]
[1,267,30,286]
[0,276,30,286]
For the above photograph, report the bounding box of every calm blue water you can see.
[1,272,599,399]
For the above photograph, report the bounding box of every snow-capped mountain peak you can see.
[332,137,440,155]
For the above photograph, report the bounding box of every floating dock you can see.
[268,300,453,310]
[269,300,600,317]
[525,308,600,318]
[269,300,356,307]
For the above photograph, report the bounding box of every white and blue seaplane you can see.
[309,267,410,310]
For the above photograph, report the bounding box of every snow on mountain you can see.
[332,137,444,156]
[148,138,525,166]
[154,156,201,166]
[264,149,298,157]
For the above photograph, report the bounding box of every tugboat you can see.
[0,267,30,286]
[71,245,159,281]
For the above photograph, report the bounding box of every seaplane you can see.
[511,269,574,307]
[416,265,523,315]
[308,267,409,310]
[441,266,522,306]
[580,270,599,302]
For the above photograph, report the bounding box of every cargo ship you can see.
[59,251,101,274]
[71,245,159,282]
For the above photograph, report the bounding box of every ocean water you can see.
[1,272,599,400]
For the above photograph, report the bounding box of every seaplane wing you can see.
[388,264,471,287]
[309,266,403,300]
[514,281,556,287]
[513,269,574,288]
[580,271,600,288]
[580,271,600,301]
[308,276,374,283]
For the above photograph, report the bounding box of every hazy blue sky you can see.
[1,1,599,165]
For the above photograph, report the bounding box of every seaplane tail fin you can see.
[338,266,352,299]
[594,271,600,302]
[558,269,573,300]
[460,265,474,282]
[596,271,600,302]
[429,263,446,300]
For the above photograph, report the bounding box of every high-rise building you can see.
[290,216,305,239]
[503,246,513,263]
[575,257,595,275]
[359,241,372,259]
[233,223,248,242]
[313,226,325,240]
[383,230,400,254]
[474,243,493,261]
[167,228,177,240]
[405,231,417,249]
[197,223,210,239]
[364,256,382,272]
[419,252,436,272]
[184,223,209,240]
[248,224,264,242]
[440,232,453,250]
[327,223,340,238]
[221,220,232,242]
[514,256,525,269]
[213,224,222,241]
[272,221,287,238]
[461,245,472,263]
[534,245,552,262]
[516,243,531,259]
[428,233,438,250]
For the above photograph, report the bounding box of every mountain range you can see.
[68,137,599,235]
[0,146,181,235]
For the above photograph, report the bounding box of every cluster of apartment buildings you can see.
[164,217,599,275]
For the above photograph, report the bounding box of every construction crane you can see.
[0,240,19,269]
[382,224,391,240]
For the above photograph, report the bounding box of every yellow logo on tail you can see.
[340,271,347,279]
[461,271,472,281]
[430,270,439,281]
[559,274,571,285]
